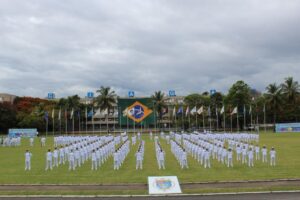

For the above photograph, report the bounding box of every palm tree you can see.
[151,91,166,130]
[265,83,283,124]
[281,77,300,121]
[95,86,117,132]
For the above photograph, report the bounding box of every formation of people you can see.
[19,131,278,171]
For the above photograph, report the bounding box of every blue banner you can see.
[275,123,300,133]
[8,129,38,138]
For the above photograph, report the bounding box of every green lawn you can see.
[0,132,300,185]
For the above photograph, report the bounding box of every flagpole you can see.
[175,108,178,133]
[250,110,253,133]
[216,109,219,132]
[230,113,233,133]
[85,108,87,135]
[244,105,246,131]
[202,113,205,132]
[72,116,74,136]
[52,110,55,137]
[65,110,68,135]
[223,109,226,132]
[92,108,95,135]
[46,117,48,137]
[188,112,191,131]
[264,104,266,133]
[79,112,81,135]
[59,109,62,135]
[195,107,198,131]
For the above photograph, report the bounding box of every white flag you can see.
[122,108,128,117]
[249,105,252,114]
[103,108,108,115]
[191,107,197,115]
[172,107,176,116]
[197,106,203,115]
[220,106,225,114]
[58,109,61,120]
[51,109,55,119]
[231,107,237,115]
[185,106,190,116]
[70,108,74,119]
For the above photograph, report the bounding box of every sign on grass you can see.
[148,176,182,195]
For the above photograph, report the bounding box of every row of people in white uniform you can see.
[45,136,115,171]
[135,141,145,170]
[1,137,21,147]
[113,139,130,170]
[155,138,166,170]
[170,140,188,169]
[183,134,276,167]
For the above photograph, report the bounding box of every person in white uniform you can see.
[262,146,267,163]
[53,147,59,167]
[91,149,97,170]
[270,147,276,166]
[25,150,32,171]
[45,149,53,171]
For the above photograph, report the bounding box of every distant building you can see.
[0,93,17,104]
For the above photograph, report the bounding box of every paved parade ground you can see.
[0,132,300,195]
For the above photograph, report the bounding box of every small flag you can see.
[85,107,87,119]
[191,107,197,115]
[249,105,252,114]
[215,107,218,116]
[88,109,94,118]
[177,106,183,115]
[197,106,203,115]
[185,106,190,116]
[70,108,74,119]
[77,110,80,118]
[103,108,108,115]
[231,107,237,115]
[172,107,176,116]
[207,106,211,116]
[263,104,266,113]
[51,109,55,119]
[64,109,67,119]
[243,105,246,114]
[44,111,49,121]
[220,106,225,114]
[122,108,128,117]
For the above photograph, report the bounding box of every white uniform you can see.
[248,149,254,167]
[69,151,75,170]
[25,152,32,170]
[91,152,97,170]
[53,149,59,167]
[45,151,53,170]
[158,151,165,169]
[262,147,267,163]
[227,150,233,167]
[136,152,143,170]
[29,138,34,147]
[270,149,276,166]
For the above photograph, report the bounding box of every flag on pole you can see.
[44,111,49,121]
[220,106,225,114]
[77,110,80,118]
[172,107,176,116]
[215,107,218,116]
[231,107,238,115]
[243,105,246,114]
[191,107,197,115]
[177,106,183,115]
[88,108,94,118]
[263,104,266,113]
[51,109,55,119]
[185,106,190,116]
[103,108,108,115]
[58,109,61,120]
[64,109,67,120]
[122,108,128,117]
[197,106,203,115]
[85,107,88,119]
[249,105,252,114]
[70,108,74,119]
[207,106,211,116]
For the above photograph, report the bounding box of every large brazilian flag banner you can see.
[118,98,155,126]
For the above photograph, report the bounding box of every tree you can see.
[151,91,166,130]
[265,83,283,124]
[281,77,300,121]
[226,81,251,130]
[96,86,117,132]
[0,103,17,134]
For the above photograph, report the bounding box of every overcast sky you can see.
[0,0,300,98]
